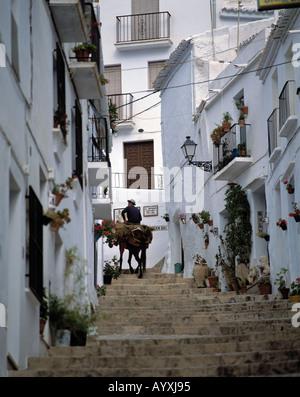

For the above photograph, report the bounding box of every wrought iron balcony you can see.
[267,108,279,156]
[278,80,297,138]
[213,123,252,181]
[69,4,103,99]
[108,93,134,124]
[116,11,171,44]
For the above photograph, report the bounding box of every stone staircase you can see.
[9,269,300,377]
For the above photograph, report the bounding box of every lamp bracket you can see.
[189,160,212,172]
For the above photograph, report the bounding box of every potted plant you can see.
[256,231,270,241]
[289,202,300,222]
[238,278,248,294]
[208,270,219,288]
[203,232,209,249]
[72,43,97,62]
[258,276,272,295]
[162,213,169,222]
[96,284,106,297]
[200,210,212,225]
[94,220,116,244]
[43,208,71,231]
[67,307,96,346]
[53,106,69,144]
[222,112,233,132]
[276,218,287,231]
[51,181,69,206]
[40,288,49,335]
[283,180,294,194]
[100,74,110,85]
[213,280,221,292]
[274,268,289,299]
[192,254,209,287]
[178,213,186,224]
[237,143,246,156]
[49,294,72,346]
[103,256,121,284]
[190,213,200,225]
[289,278,300,303]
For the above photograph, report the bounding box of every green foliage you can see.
[223,184,252,267]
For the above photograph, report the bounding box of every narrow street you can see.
[9,266,300,377]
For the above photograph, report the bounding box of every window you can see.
[148,60,165,89]
[56,43,66,113]
[132,0,159,14]
[29,186,43,303]
[75,100,83,189]
[104,65,122,95]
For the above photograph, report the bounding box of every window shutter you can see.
[29,186,43,303]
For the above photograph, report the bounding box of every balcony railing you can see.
[267,108,279,156]
[279,80,295,129]
[116,12,171,43]
[108,93,134,123]
[112,172,164,190]
[88,136,107,162]
[214,123,250,174]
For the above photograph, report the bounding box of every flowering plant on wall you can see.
[178,213,186,224]
[290,278,300,296]
[276,218,287,230]
[193,254,207,265]
[94,220,116,243]
[283,180,294,194]
[289,202,300,222]
[190,213,200,224]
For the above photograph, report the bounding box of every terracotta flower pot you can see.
[208,276,218,288]
[259,284,271,295]
[198,223,204,229]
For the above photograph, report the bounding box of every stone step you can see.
[48,332,300,358]
[96,317,295,334]
[98,294,291,308]
[9,270,300,377]
[9,360,300,377]
[10,352,300,377]
[95,312,293,327]
[25,348,300,370]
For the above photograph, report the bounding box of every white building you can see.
[256,8,300,285]
[155,6,300,290]
[0,0,111,376]
[98,0,273,270]
[154,14,275,277]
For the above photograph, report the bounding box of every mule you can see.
[119,241,147,279]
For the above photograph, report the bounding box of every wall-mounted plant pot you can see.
[294,214,300,222]
[263,235,270,241]
[287,188,294,194]
[198,223,204,229]
[104,275,112,285]
[280,224,287,231]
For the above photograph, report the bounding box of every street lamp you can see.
[181,136,212,172]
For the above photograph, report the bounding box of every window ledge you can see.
[115,38,173,51]
[269,147,282,164]
[279,115,298,138]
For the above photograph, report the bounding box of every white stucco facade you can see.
[155,6,300,291]
[98,0,273,269]
[0,0,110,376]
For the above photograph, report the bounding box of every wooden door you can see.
[124,141,154,189]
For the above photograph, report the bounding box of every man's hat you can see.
[128,199,136,205]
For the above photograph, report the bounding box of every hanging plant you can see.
[223,184,252,268]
